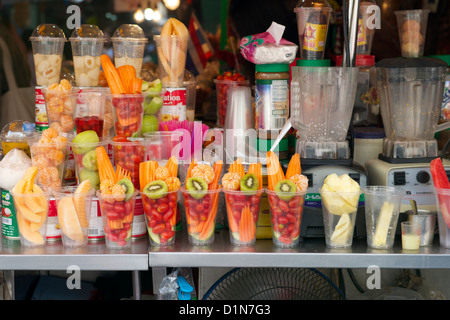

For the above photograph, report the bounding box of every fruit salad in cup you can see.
[222,159,263,246]
[181,161,222,245]
[140,156,181,246]
[112,94,144,138]
[266,152,308,247]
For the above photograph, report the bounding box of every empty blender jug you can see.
[376,57,447,159]
[290,66,359,159]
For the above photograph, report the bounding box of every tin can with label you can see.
[132,195,147,240]
[1,189,20,240]
[162,87,187,121]
[46,197,61,241]
[35,86,49,132]
[88,196,105,242]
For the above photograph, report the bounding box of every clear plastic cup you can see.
[54,186,95,248]
[111,24,147,77]
[42,87,76,134]
[111,138,148,191]
[320,188,361,248]
[111,94,145,138]
[29,134,70,192]
[154,35,188,87]
[363,186,404,249]
[70,138,110,190]
[69,25,106,87]
[141,189,178,246]
[73,89,107,137]
[29,24,66,86]
[184,71,197,121]
[97,190,138,249]
[214,79,250,127]
[395,9,430,58]
[224,189,263,246]
[433,187,450,248]
[10,189,51,247]
[266,188,307,248]
[401,221,421,251]
[294,0,332,60]
[0,120,35,158]
[180,187,221,246]
[144,131,184,166]
[356,1,376,55]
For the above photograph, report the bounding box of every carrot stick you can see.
[96,146,116,183]
[225,197,239,233]
[100,55,126,94]
[208,161,223,190]
[286,153,301,179]
[185,160,197,183]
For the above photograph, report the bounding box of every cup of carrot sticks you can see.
[222,159,263,246]
[266,152,309,248]
[180,160,223,245]
[140,156,181,246]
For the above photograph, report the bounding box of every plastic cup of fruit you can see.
[395,9,429,58]
[266,188,307,248]
[144,131,184,166]
[180,187,221,246]
[54,186,95,248]
[74,89,107,137]
[141,189,178,246]
[111,94,144,138]
[153,35,188,87]
[363,186,405,249]
[111,137,148,191]
[97,190,138,249]
[223,189,264,246]
[320,188,362,249]
[10,189,51,247]
[29,135,70,192]
[70,138,110,190]
[214,79,249,127]
[43,87,77,134]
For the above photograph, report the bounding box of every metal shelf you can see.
[148,229,450,269]
[0,237,150,271]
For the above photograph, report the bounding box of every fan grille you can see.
[204,268,344,300]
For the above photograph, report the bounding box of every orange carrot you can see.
[117,65,136,93]
[100,55,126,94]
[116,165,131,182]
[185,160,197,183]
[226,199,239,233]
[130,76,143,94]
[208,161,223,190]
[96,146,117,183]
[286,153,301,179]
[235,158,245,177]
[267,151,284,191]
[139,162,150,192]
[165,156,178,177]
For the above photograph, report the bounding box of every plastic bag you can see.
[240,21,298,64]
[158,268,197,300]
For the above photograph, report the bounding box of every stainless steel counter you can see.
[149,229,450,269]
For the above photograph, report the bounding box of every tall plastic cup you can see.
[111,24,147,77]
[42,86,76,134]
[154,35,188,87]
[29,24,66,86]
[395,9,429,58]
[144,131,184,166]
[294,0,332,60]
[74,89,107,137]
[69,25,106,87]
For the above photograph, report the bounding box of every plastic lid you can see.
[336,55,375,67]
[354,127,385,139]
[255,63,290,73]
[296,59,331,67]
[428,55,450,67]
[29,24,66,41]
[111,24,147,42]
[294,0,332,10]
[69,24,106,41]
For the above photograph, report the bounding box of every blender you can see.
[365,57,450,212]
[290,65,368,238]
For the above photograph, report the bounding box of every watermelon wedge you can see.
[430,158,450,228]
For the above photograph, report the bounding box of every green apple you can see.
[81,149,98,171]
[72,130,99,154]
[79,168,100,188]
[142,79,162,97]
[144,96,163,115]
[141,115,159,134]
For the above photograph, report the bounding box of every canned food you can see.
[46,197,62,241]
[132,195,147,240]
[88,196,105,242]
[1,189,20,240]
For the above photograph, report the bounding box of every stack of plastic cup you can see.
[70,24,106,87]
[111,24,147,77]
[29,24,66,86]
[395,9,430,58]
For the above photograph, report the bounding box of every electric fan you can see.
[203,268,345,300]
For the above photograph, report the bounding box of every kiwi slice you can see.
[240,173,259,193]
[143,180,168,200]
[186,177,208,199]
[117,178,135,201]
[275,179,296,201]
